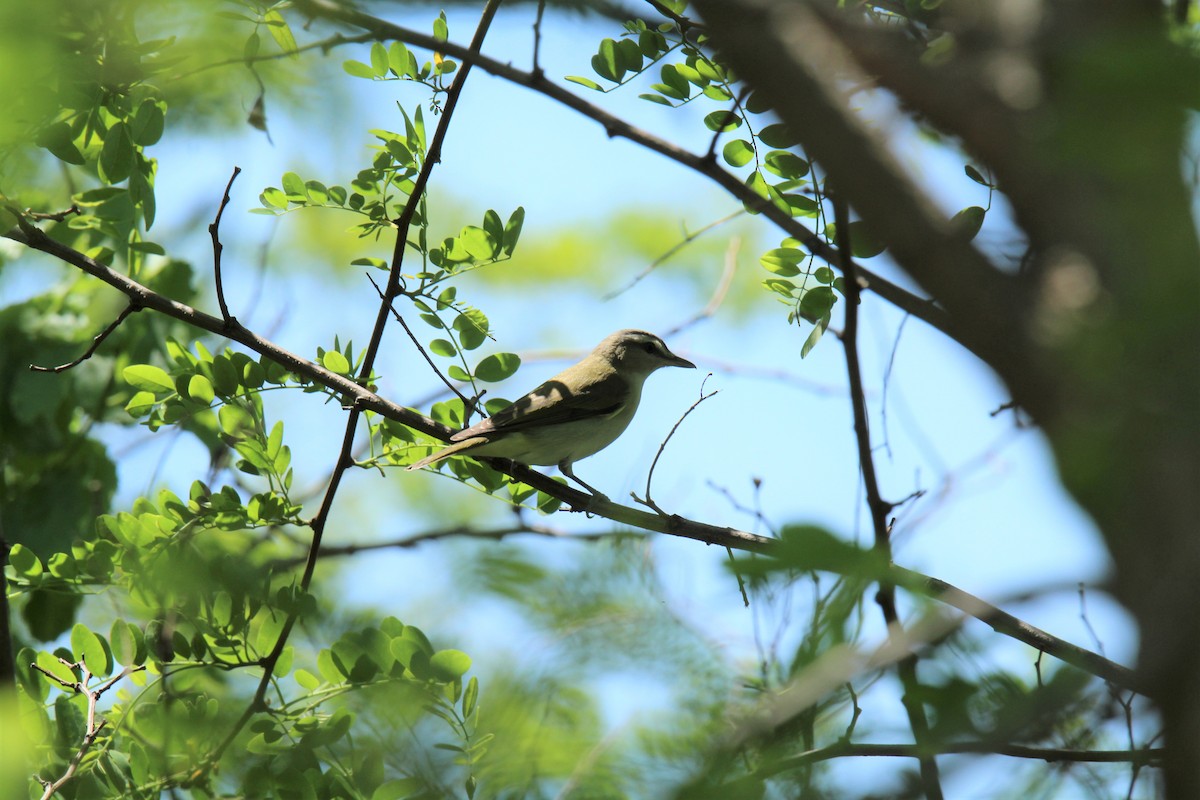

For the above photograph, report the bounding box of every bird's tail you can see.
[404,437,486,471]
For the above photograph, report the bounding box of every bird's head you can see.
[594,329,695,377]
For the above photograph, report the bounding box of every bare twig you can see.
[631,374,717,515]
[208,166,242,324]
[32,659,145,800]
[752,739,1164,780]
[365,272,475,412]
[603,209,743,301]
[29,303,141,373]
[665,234,740,336]
[532,0,547,77]
[26,205,81,222]
[834,195,942,798]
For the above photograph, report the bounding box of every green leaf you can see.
[388,41,411,76]
[9,544,42,578]
[321,350,351,374]
[454,309,489,350]
[615,37,643,74]
[801,314,830,357]
[187,374,215,405]
[759,248,803,277]
[800,286,837,321]
[565,76,603,91]
[260,187,288,209]
[759,123,800,149]
[638,93,674,106]
[460,226,497,260]
[503,207,525,255]
[130,100,165,146]
[281,171,307,199]
[370,42,389,76]
[474,352,521,383]
[463,676,479,718]
[343,60,376,79]
[429,339,456,357]
[123,364,175,393]
[124,391,157,417]
[703,110,741,132]
[429,649,472,681]
[703,84,734,101]
[264,9,297,54]
[109,620,145,667]
[592,38,622,82]
[763,150,810,179]
[722,139,755,168]
[295,668,321,690]
[952,205,986,240]
[99,122,135,184]
[36,122,85,165]
[71,624,111,677]
[965,164,991,186]
[659,63,691,98]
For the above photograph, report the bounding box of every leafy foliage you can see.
[0,0,1179,798]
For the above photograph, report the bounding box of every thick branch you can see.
[693,0,1043,412]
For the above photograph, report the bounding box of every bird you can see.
[406,329,696,496]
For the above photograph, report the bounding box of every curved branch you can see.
[290,0,964,352]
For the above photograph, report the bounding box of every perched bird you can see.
[406,329,695,496]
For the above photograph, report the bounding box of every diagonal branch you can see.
[203,0,506,775]
[693,0,1042,406]
[3,227,1144,695]
[290,0,964,354]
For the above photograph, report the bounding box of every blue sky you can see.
[7,3,1140,795]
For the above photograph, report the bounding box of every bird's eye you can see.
[642,342,657,354]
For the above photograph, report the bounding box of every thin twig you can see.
[26,205,81,222]
[665,233,740,336]
[29,303,141,373]
[632,374,717,514]
[604,209,743,301]
[365,271,475,411]
[208,166,242,324]
[532,0,547,77]
[33,659,145,800]
[834,195,943,799]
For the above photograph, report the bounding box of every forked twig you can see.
[208,166,242,325]
[29,303,141,373]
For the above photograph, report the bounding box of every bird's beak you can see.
[666,349,696,369]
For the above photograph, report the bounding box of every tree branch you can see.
[290,0,965,354]
[28,302,141,373]
[4,224,1144,695]
[834,195,942,798]
[208,166,241,324]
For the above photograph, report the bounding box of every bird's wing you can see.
[451,370,628,440]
